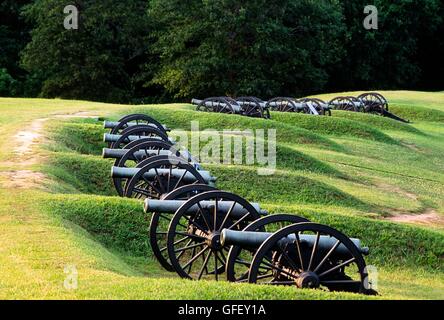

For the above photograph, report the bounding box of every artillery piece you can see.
[104,113,170,134]
[111,155,216,199]
[104,124,172,149]
[191,97,270,119]
[265,97,332,116]
[329,92,409,123]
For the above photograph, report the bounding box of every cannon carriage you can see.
[191,97,270,119]
[99,112,376,295]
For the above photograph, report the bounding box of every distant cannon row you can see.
[192,92,409,123]
[100,113,376,295]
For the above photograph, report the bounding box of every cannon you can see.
[104,125,172,149]
[235,96,271,119]
[358,92,409,123]
[265,97,331,116]
[104,113,170,134]
[329,96,364,112]
[164,190,266,280]
[149,184,219,271]
[301,98,332,116]
[238,221,374,294]
[328,93,409,123]
[191,97,270,119]
[111,155,216,199]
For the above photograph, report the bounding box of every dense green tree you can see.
[149,0,346,99]
[330,0,443,91]
[21,0,151,102]
[0,0,33,96]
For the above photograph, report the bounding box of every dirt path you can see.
[0,111,99,190]
[387,208,444,227]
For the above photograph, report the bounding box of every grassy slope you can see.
[0,91,443,299]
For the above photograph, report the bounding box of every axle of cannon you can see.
[220,229,369,256]
[144,199,267,218]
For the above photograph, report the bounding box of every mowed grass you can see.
[0,91,443,300]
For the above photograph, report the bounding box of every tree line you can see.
[1,0,443,103]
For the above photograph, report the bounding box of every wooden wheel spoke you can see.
[261,261,295,280]
[154,168,166,193]
[173,170,187,190]
[174,241,205,254]
[197,203,212,231]
[318,257,356,278]
[182,215,208,235]
[307,232,320,271]
[278,244,300,272]
[218,201,236,232]
[294,233,305,271]
[175,231,206,241]
[197,249,212,280]
[161,237,191,253]
[177,239,195,260]
[213,198,219,230]
[227,211,251,230]
[181,246,209,270]
[167,166,172,192]
[313,240,341,273]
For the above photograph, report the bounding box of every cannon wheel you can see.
[110,125,169,149]
[149,184,219,272]
[302,98,331,116]
[329,96,359,112]
[111,114,167,135]
[345,96,365,112]
[197,97,236,114]
[112,139,176,196]
[266,97,298,112]
[167,191,261,281]
[124,156,206,200]
[236,97,269,119]
[358,92,387,114]
[225,214,309,283]
[249,222,373,294]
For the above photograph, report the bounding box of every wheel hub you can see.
[206,232,222,250]
[296,271,320,289]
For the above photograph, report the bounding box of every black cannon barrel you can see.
[102,148,196,163]
[103,133,174,144]
[111,166,216,184]
[220,229,369,256]
[104,120,169,131]
[144,199,267,218]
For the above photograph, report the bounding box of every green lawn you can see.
[0,91,443,300]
